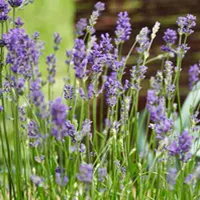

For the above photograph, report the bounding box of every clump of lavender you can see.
[0,1,200,199]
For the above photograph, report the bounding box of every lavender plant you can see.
[0,1,200,199]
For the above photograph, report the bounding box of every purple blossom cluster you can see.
[3,28,41,78]
[161,29,177,53]
[188,64,200,89]
[72,39,88,79]
[87,1,105,34]
[0,0,10,22]
[168,130,193,161]
[104,73,123,107]
[115,11,132,44]
[147,92,173,139]
[77,163,93,183]
[8,0,23,8]
[177,14,196,35]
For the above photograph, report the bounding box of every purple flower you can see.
[46,54,56,84]
[161,45,174,53]
[184,173,194,184]
[177,14,196,35]
[64,84,74,100]
[168,130,193,161]
[79,88,86,100]
[18,106,26,122]
[72,39,88,79]
[154,118,173,137]
[65,120,76,139]
[100,33,113,53]
[176,44,190,57]
[188,64,199,89]
[51,97,67,126]
[94,2,105,11]
[87,2,105,35]
[88,83,95,99]
[32,31,40,40]
[30,79,45,107]
[8,0,23,7]
[0,105,3,112]
[98,167,107,182]
[168,141,179,156]
[30,175,44,186]
[53,32,62,51]
[15,17,24,28]
[78,119,92,140]
[120,96,131,123]
[163,29,177,44]
[146,90,159,107]
[0,0,10,22]
[130,65,148,91]
[75,18,87,37]
[27,121,42,147]
[56,173,68,186]
[178,130,193,153]
[34,155,45,163]
[104,74,123,107]
[3,28,41,78]
[115,11,131,44]
[77,163,93,183]
[136,27,150,54]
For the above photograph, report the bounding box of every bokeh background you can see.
[18,0,200,107]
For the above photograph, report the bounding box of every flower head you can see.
[8,0,23,7]
[77,163,93,183]
[0,0,10,22]
[177,14,196,35]
[51,97,67,126]
[115,11,131,44]
[72,39,88,79]
[75,18,87,37]
[188,64,199,89]
[163,29,177,44]
[30,175,44,186]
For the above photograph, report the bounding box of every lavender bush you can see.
[0,1,200,199]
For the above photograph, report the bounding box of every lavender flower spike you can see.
[0,0,10,22]
[163,29,177,44]
[94,2,105,11]
[77,163,93,183]
[115,11,131,44]
[51,97,67,126]
[188,64,200,89]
